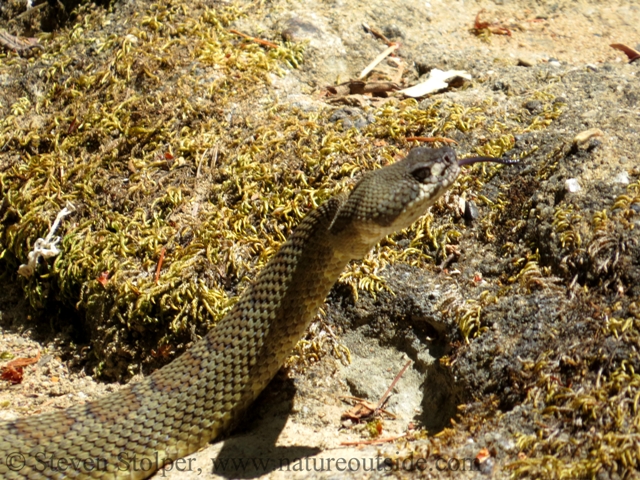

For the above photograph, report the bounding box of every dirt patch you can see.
[1,0,640,478]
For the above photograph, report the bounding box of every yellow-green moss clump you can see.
[508,302,640,478]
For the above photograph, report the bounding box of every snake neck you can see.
[231,195,353,355]
[0,195,370,480]
[183,195,359,432]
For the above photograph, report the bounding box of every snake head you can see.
[371,146,460,229]
[328,147,460,250]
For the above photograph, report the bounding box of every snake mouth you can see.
[457,155,519,167]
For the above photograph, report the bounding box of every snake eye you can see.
[409,165,432,182]
[443,152,455,164]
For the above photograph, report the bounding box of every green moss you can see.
[508,308,640,478]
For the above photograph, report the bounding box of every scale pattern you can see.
[0,147,460,479]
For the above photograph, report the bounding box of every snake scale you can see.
[0,147,510,479]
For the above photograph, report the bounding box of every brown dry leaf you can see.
[326,80,366,96]
[3,351,41,369]
[1,366,24,384]
[0,352,41,385]
[610,43,640,62]
[326,80,398,97]
[362,82,399,94]
[473,9,512,36]
[340,398,377,421]
[97,271,109,287]
[476,448,491,463]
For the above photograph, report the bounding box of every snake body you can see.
[0,147,461,479]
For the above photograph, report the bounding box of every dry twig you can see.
[374,360,412,414]
[0,29,43,56]
[228,29,278,49]
[362,23,394,47]
[155,247,167,284]
[359,44,399,79]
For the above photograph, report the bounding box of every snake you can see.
[0,147,513,479]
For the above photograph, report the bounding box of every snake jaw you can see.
[327,147,461,255]
[378,146,461,231]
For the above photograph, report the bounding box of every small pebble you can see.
[493,80,509,92]
[524,100,543,113]
[383,24,404,39]
[614,171,630,185]
[517,56,536,67]
[281,17,322,42]
[499,438,517,453]
[464,200,479,223]
[479,457,495,475]
[565,178,581,193]
[573,128,604,145]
